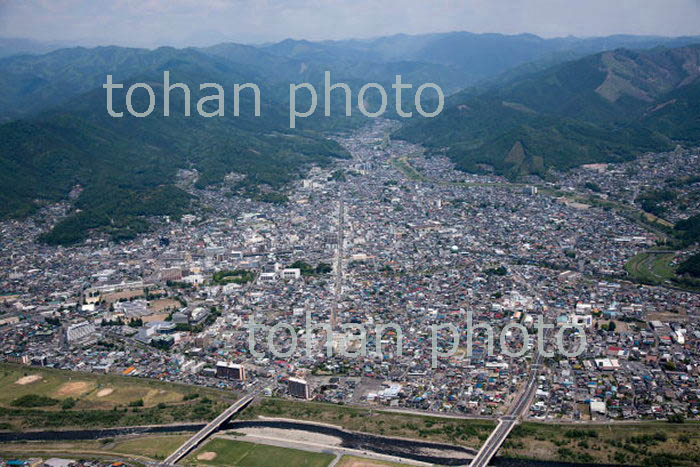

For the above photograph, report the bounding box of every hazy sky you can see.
[1,0,699,47]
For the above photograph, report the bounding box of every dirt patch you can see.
[234,427,342,446]
[55,381,91,397]
[142,313,169,323]
[102,289,144,304]
[648,311,688,322]
[97,388,114,397]
[340,459,393,467]
[15,375,42,385]
[197,452,217,461]
[148,298,180,313]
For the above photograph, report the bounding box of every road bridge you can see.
[468,356,543,467]
[162,393,255,465]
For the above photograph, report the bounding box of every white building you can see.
[590,400,606,415]
[282,268,301,280]
[571,314,593,328]
[259,272,277,283]
[66,321,96,343]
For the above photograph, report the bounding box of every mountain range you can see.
[1,31,700,244]
[397,44,700,179]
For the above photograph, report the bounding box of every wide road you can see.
[468,354,543,467]
[332,200,345,328]
[162,392,256,465]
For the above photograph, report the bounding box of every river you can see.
[0,421,625,466]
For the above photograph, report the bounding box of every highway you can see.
[161,392,256,465]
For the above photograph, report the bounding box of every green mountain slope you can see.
[3,37,700,244]
[259,32,700,88]
[4,32,700,123]
[396,45,700,179]
[642,81,700,143]
[0,46,224,122]
[0,50,348,244]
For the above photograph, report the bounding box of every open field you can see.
[239,398,495,449]
[148,298,181,313]
[109,434,192,460]
[0,363,184,408]
[624,250,700,292]
[625,252,677,285]
[0,434,190,464]
[500,421,700,466]
[0,363,235,430]
[183,438,335,467]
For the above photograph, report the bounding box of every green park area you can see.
[0,363,235,430]
[211,269,256,285]
[184,438,335,467]
[625,250,700,292]
[625,252,677,285]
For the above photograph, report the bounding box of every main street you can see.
[468,349,545,467]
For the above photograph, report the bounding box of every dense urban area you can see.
[2,119,700,466]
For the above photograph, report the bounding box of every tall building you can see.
[288,377,310,399]
[216,361,247,381]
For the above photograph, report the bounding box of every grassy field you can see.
[625,252,677,285]
[184,438,335,466]
[390,155,428,182]
[239,398,495,449]
[110,434,191,460]
[623,247,700,293]
[501,421,700,466]
[0,365,183,409]
[0,363,235,430]
[0,433,192,464]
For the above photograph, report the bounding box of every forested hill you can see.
[4,31,700,124]
[395,45,700,179]
[3,34,700,245]
[0,48,349,245]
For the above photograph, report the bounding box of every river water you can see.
[0,420,624,466]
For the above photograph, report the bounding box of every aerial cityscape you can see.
[1,1,700,467]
